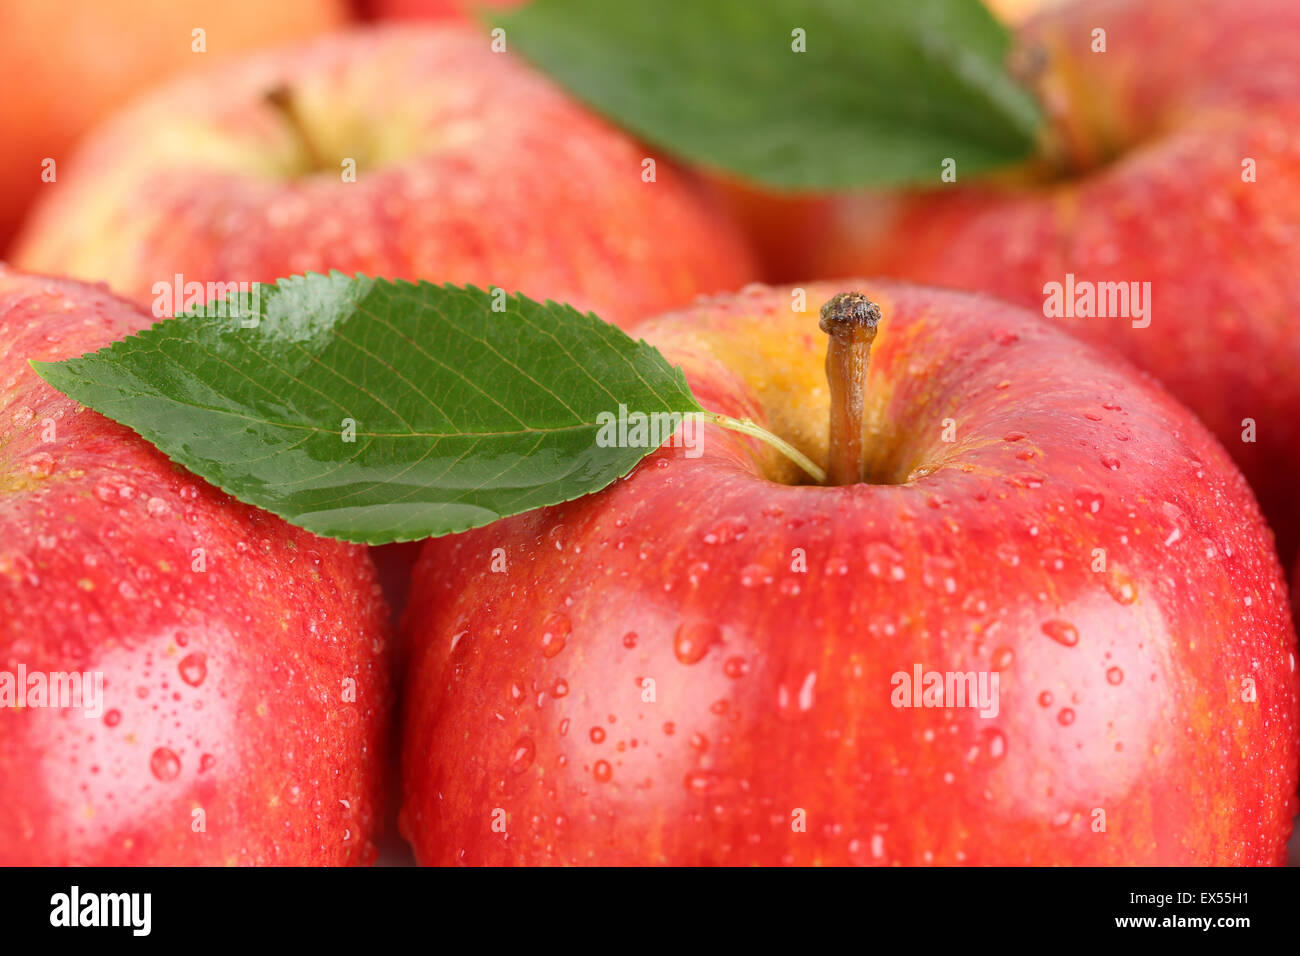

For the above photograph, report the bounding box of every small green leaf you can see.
[32,275,704,544]
[498,0,1044,190]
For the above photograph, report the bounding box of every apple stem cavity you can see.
[691,412,826,484]
[820,291,881,486]
[264,84,328,174]
[1011,42,1102,177]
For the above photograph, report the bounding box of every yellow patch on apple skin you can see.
[646,283,916,485]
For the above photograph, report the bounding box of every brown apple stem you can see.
[264,85,327,173]
[820,291,881,486]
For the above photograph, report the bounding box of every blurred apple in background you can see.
[353,0,1051,26]
[718,0,1300,561]
[0,0,348,254]
[701,0,1057,297]
[11,24,755,331]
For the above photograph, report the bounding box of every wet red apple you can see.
[0,266,392,864]
[400,280,1298,865]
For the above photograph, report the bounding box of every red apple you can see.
[748,0,1300,558]
[10,24,756,331]
[0,266,392,865]
[0,0,348,254]
[355,0,525,22]
[400,280,1298,865]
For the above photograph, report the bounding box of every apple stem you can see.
[693,413,826,484]
[264,85,327,173]
[820,291,880,486]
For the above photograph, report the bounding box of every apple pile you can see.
[1,0,1298,868]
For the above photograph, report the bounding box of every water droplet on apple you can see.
[1106,667,1124,685]
[1105,571,1138,604]
[592,760,612,782]
[540,612,571,658]
[798,671,817,710]
[178,652,207,687]
[1038,691,1053,707]
[621,631,638,648]
[724,656,749,678]
[1073,488,1104,514]
[547,524,566,551]
[1100,454,1121,470]
[674,621,720,665]
[149,747,181,781]
[26,452,55,478]
[1041,620,1079,647]
[590,726,606,744]
[684,770,726,795]
[864,541,905,580]
[508,737,536,774]
[1057,708,1076,726]
[1161,502,1185,547]
[103,709,122,727]
[701,517,747,545]
[991,646,1015,670]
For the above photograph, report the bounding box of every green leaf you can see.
[497,0,1044,190]
[32,274,704,544]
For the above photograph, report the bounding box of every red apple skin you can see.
[0,0,348,254]
[760,0,1300,558]
[355,0,525,21]
[400,280,1298,865]
[0,266,392,865]
[11,24,756,331]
